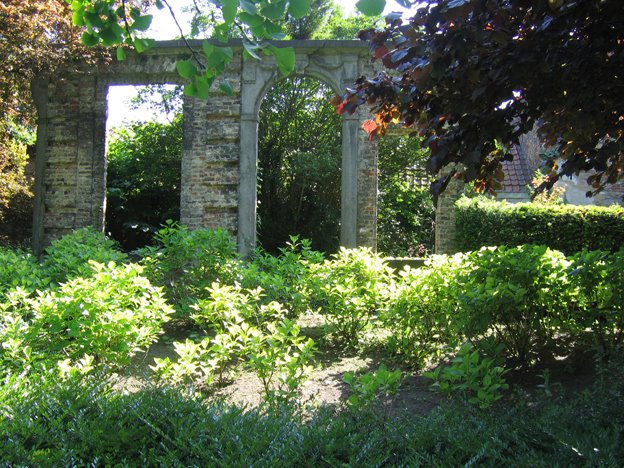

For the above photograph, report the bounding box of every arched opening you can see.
[256,75,342,254]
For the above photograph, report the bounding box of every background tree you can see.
[0,0,102,244]
[258,76,342,253]
[342,0,624,197]
[106,115,183,250]
[377,134,433,256]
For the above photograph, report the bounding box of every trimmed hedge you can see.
[455,196,624,254]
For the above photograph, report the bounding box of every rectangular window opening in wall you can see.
[105,84,183,251]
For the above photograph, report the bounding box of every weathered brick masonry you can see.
[32,40,379,256]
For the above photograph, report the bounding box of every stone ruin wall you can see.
[32,40,378,256]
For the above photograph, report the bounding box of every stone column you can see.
[341,114,359,248]
[238,113,258,257]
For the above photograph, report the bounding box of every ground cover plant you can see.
[1,225,623,464]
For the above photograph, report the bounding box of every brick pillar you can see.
[434,176,464,254]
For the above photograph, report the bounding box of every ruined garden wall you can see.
[32,40,378,256]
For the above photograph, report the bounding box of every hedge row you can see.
[454,196,624,254]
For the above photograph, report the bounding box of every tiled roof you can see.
[501,145,533,193]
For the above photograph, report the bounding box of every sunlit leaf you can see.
[356,0,385,16]
[240,0,258,14]
[240,12,265,27]
[221,0,238,24]
[271,46,295,76]
[261,0,287,19]
[116,45,126,61]
[176,59,197,79]
[72,10,85,27]
[132,15,153,32]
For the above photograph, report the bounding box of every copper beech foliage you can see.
[335,0,624,197]
[0,0,104,124]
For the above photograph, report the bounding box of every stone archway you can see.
[32,40,378,256]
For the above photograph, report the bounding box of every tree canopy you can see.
[337,0,624,197]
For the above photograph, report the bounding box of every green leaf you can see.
[132,15,153,32]
[100,27,121,46]
[176,59,197,79]
[133,38,155,53]
[240,12,265,27]
[271,46,295,76]
[221,0,238,24]
[355,0,385,16]
[240,0,258,14]
[262,0,287,19]
[155,0,164,8]
[243,41,263,60]
[219,81,234,95]
[84,11,105,29]
[116,46,126,61]
[202,41,214,58]
[81,31,100,47]
[288,0,311,19]
[72,10,85,27]
[194,76,212,99]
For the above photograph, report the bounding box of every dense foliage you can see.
[106,115,183,250]
[258,76,342,253]
[2,367,623,465]
[2,225,624,463]
[377,133,434,256]
[455,196,624,254]
[339,0,624,197]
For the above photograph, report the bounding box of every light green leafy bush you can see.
[138,222,240,315]
[241,236,324,317]
[383,253,470,368]
[309,247,394,346]
[0,261,172,376]
[0,247,48,299]
[42,227,128,284]
[153,283,315,404]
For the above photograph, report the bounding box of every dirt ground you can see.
[124,318,597,415]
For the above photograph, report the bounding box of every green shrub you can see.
[241,236,324,317]
[343,364,403,409]
[155,283,315,402]
[567,248,624,352]
[138,222,240,315]
[0,247,48,299]
[377,182,434,257]
[0,261,172,375]
[383,253,470,368]
[106,115,183,250]
[458,245,573,365]
[309,247,394,346]
[455,196,624,254]
[424,342,509,409]
[42,227,128,284]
